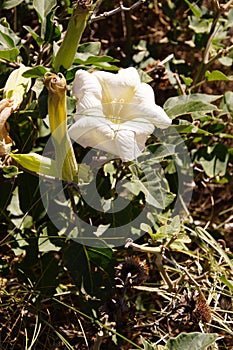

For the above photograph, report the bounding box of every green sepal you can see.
[11,153,59,178]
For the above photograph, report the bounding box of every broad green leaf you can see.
[123,178,165,209]
[33,0,57,37]
[2,0,24,9]
[174,124,212,134]
[220,91,233,118]
[79,55,119,65]
[33,0,57,22]
[73,54,119,71]
[22,66,49,78]
[0,23,21,61]
[0,47,19,61]
[196,143,229,177]
[167,332,218,350]
[164,94,220,118]
[11,153,59,178]
[78,41,101,55]
[205,70,233,81]
[23,25,44,46]
[0,23,21,47]
[11,232,30,256]
[4,65,31,104]
[164,93,221,110]
[189,16,212,33]
[166,100,217,118]
[38,227,62,252]
[218,56,232,67]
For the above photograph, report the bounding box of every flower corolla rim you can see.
[68,67,171,161]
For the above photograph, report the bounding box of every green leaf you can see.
[74,54,119,70]
[38,227,62,253]
[184,0,202,18]
[141,336,159,350]
[0,22,21,61]
[22,66,49,78]
[123,178,165,209]
[33,0,57,37]
[78,41,101,55]
[11,153,59,178]
[2,165,22,178]
[23,25,44,46]
[4,65,31,102]
[2,0,24,9]
[166,100,217,118]
[189,17,212,33]
[0,47,20,61]
[164,93,221,109]
[220,91,233,118]
[164,94,219,118]
[174,124,212,134]
[220,275,233,291]
[180,75,193,86]
[196,143,229,177]
[0,23,21,47]
[205,70,233,81]
[167,332,218,350]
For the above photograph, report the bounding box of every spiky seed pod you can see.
[115,257,148,287]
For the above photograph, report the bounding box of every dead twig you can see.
[90,0,147,23]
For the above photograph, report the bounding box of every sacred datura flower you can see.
[68,67,171,161]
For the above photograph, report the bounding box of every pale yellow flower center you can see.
[103,98,125,124]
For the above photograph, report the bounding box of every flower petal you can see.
[72,70,102,112]
[124,83,172,129]
[94,67,140,103]
[69,116,114,149]
[114,129,143,161]
[68,116,145,161]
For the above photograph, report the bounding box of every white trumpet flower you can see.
[69,67,171,161]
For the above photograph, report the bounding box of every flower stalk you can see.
[44,72,77,181]
[54,0,93,72]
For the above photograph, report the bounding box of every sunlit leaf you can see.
[23,25,44,46]
[38,227,62,252]
[23,66,49,78]
[0,23,21,61]
[196,143,229,177]
[164,94,219,118]
[206,70,233,81]
[189,16,212,33]
[167,332,218,350]
[220,275,233,291]
[78,41,101,55]
[33,0,57,37]
[2,0,24,9]
[184,0,202,18]
[220,91,233,118]
[4,65,31,105]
